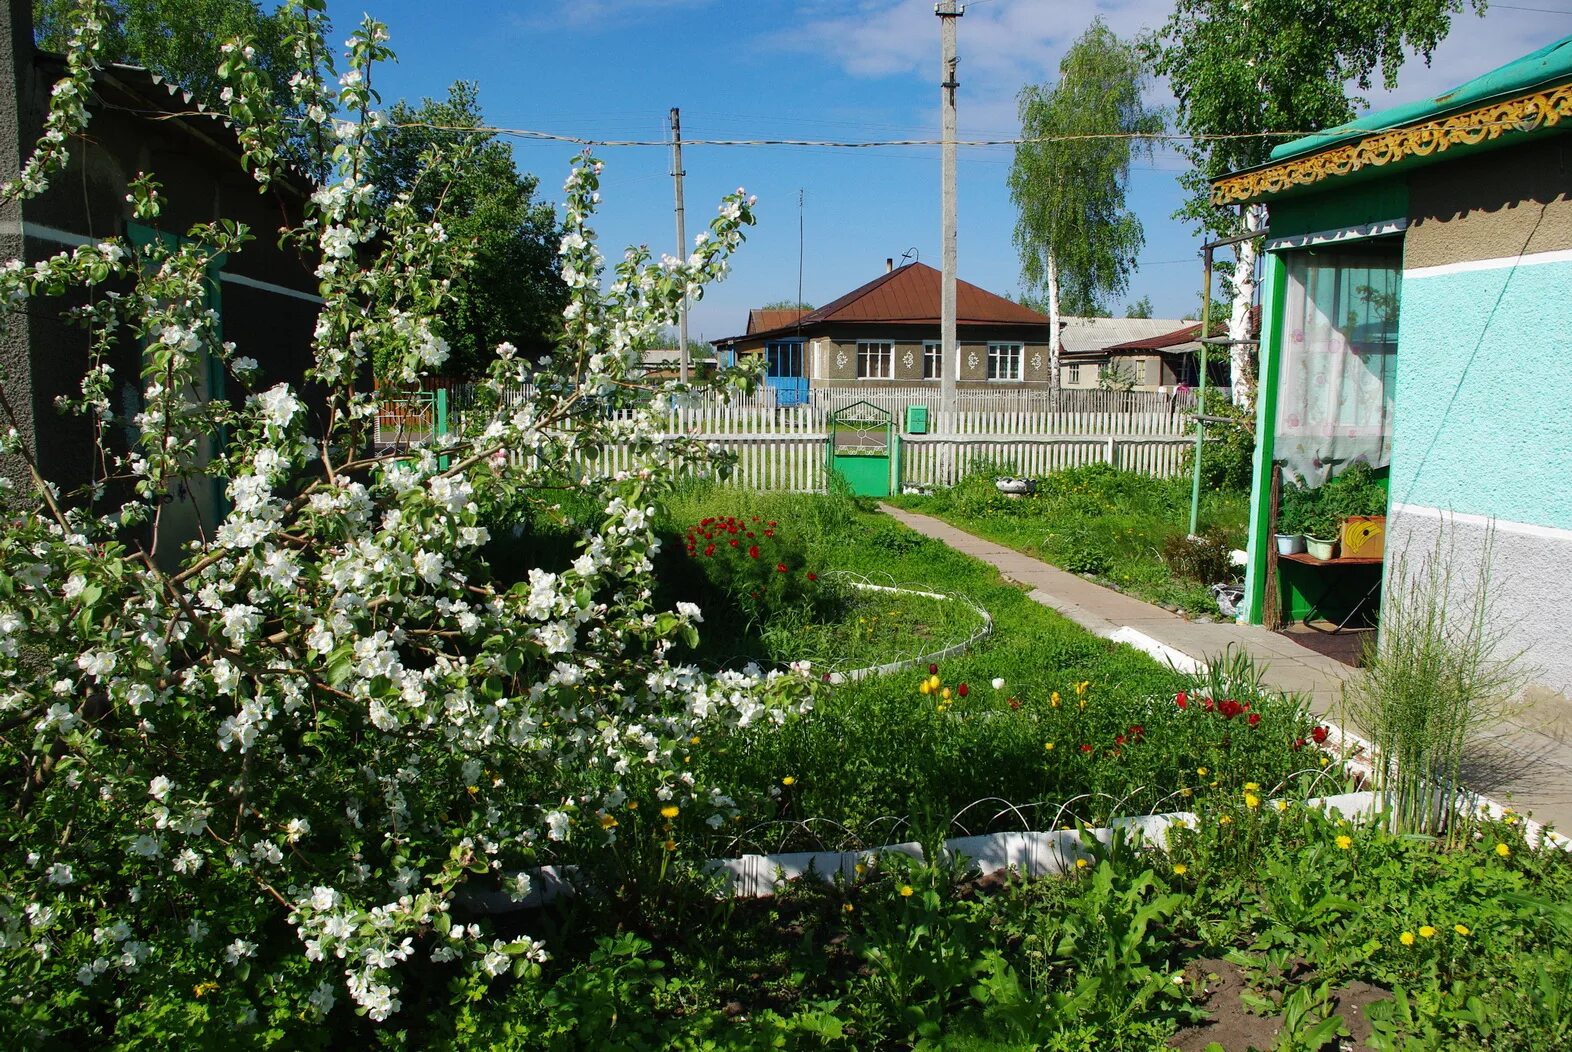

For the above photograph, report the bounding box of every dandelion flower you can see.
[662,839,676,851]
[1275,800,1289,812]
[781,776,796,787]
[660,805,680,820]
[898,885,914,897]
[919,681,932,696]
[941,687,951,701]
[1044,742,1055,751]
[1244,793,1261,809]
[1419,925,1436,939]
[1173,863,1188,876]
[1197,767,1208,777]
[1400,931,1416,946]
[598,813,618,830]
[1335,834,1353,850]
[1496,843,1511,857]
[1218,815,1232,826]
[1075,857,1089,869]
[1244,782,1260,792]
[843,902,854,913]
[1455,924,1471,936]
[1076,680,1090,695]
[1050,691,1061,707]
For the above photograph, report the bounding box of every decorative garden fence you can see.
[433,387,1202,491]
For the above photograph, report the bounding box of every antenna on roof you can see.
[899,247,918,267]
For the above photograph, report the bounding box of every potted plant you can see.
[1321,462,1388,558]
[1275,482,1309,555]
[1303,506,1341,560]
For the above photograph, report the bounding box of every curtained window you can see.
[1273,239,1401,488]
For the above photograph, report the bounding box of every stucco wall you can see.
[1404,136,1572,270]
[1384,505,1572,701]
[1391,256,1572,530]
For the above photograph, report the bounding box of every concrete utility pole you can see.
[936,1,963,419]
[670,107,689,384]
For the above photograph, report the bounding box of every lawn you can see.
[886,463,1251,617]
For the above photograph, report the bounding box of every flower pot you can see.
[1305,536,1338,561]
[994,477,1036,499]
[1274,533,1306,556]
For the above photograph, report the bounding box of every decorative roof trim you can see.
[1213,82,1572,205]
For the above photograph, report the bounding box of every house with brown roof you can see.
[712,262,1051,404]
[1059,311,1253,392]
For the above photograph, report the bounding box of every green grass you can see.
[885,462,1250,617]
[648,482,1322,852]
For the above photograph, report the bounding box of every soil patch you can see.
[1168,958,1391,1051]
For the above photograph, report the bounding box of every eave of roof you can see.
[1213,34,1572,206]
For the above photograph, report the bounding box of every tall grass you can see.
[1343,526,1528,841]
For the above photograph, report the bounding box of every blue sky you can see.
[321,1,1571,341]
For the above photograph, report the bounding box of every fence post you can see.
[1104,435,1116,468]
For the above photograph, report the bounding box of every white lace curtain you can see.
[1273,243,1401,488]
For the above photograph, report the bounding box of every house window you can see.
[923,340,942,379]
[857,340,893,380]
[1274,238,1402,488]
[987,342,1022,381]
[1066,365,1081,386]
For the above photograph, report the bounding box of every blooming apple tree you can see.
[0,0,811,1033]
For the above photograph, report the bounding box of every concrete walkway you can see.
[881,503,1572,832]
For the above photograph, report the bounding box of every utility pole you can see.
[671,107,689,384]
[936,1,962,421]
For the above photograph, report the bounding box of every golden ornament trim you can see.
[1212,82,1572,205]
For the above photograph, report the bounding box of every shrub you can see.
[1161,528,1237,584]
[1181,393,1255,492]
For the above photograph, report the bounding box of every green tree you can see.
[1125,295,1153,319]
[759,299,814,311]
[365,81,566,377]
[1144,0,1485,407]
[1009,19,1163,389]
[34,0,295,114]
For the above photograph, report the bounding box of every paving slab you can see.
[880,503,1572,832]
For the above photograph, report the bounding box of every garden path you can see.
[880,504,1572,833]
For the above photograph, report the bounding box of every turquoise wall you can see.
[1390,258,1572,530]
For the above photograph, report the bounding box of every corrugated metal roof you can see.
[1058,317,1191,354]
[1098,306,1260,353]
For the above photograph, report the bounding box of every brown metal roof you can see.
[806,262,1048,326]
[746,308,809,334]
[719,262,1048,345]
[1103,306,1261,352]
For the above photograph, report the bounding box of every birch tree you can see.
[1009,19,1161,390]
[1145,0,1486,409]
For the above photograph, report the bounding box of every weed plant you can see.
[1343,529,1529,841]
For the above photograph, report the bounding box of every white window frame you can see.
[922,340,942,380]
[987,342,1023,382]
[1066,364,1081,386]
[857,340,894,380]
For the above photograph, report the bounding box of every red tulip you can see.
[776,562,788,573]
[1293,738,1306,750]
[928,663,938,675]
[1115,734,1126,746]
[1247,713,1261,727]
[1311,726,1330,744]
[957,683,969,698]
[806,572,818,581]
[704,544,715,557]
[1175,692,1188,710]
[748,545,760,559]
[1128,724,1145,738]
[1080,744,1093,753]
[729,539,739,547]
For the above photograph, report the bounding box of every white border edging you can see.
[818,580,993,685]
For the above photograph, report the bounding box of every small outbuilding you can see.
[1215,34,1572,699]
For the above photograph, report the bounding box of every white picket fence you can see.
[454,392,1199,491]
